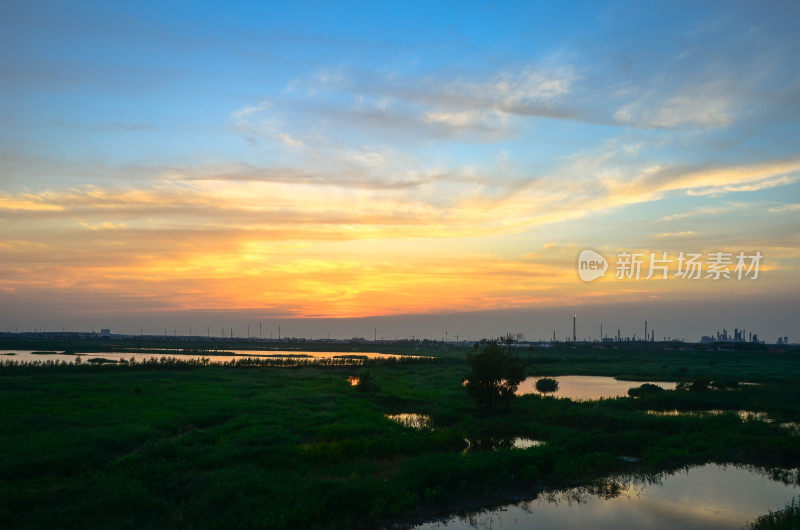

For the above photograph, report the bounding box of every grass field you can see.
[2,341,799,529]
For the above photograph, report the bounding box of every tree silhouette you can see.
[464,341,525,410]
[535,377,559,393]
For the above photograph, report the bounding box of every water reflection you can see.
[647,409,773,422]
[0,349,418,364]
[780,422,800,435]
[516,375,677,400]
[415,464,800,529]
[386,413,432,430]
[463,437,545,453]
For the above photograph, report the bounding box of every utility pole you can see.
[259,322,262,339]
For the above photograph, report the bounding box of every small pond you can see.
[463,437,545,453]
[516,375,677,400]
[386,413,432,430]
[414,463,800,529]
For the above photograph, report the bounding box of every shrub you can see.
[750,496,800,529]
[677,376,712,392]
[535,377,559,394]
[627,383,664,398]
[357,370,372,391]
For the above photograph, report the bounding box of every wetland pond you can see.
[516,375,677,400]
[415,463,800,529]
[0,349,414,363]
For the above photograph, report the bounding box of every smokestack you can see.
[573,315,576,342]
[645,321,648,342]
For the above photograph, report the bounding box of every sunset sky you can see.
[1,1,799,340]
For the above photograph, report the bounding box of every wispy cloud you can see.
[655,230,697,239]
[768,203,800,213]
[658,202,751,222]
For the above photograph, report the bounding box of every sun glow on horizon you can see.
[1,2,799,336]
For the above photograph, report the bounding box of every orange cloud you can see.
[1,156,797,318]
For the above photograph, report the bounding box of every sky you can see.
[1,1,799,341]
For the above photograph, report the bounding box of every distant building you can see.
[100,328,111,337]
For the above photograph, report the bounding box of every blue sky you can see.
[1,1,799,339]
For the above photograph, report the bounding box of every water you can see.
[386,413,432,429]
[516,375,677,400]
[647,411,800,434]
[0,349,415,364]
[415,464,800,529]
[463,437,545,453]
[386,414,546,451]
[647,410,773,422]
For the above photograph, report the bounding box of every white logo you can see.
[578,249,608,282]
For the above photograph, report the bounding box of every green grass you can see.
[1,342,799,528]
[750,497,800,529]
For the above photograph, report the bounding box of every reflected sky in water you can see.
[0,350,411,363]
[386,413,432,430]
[516,375,677,400]
[416,464,800,529]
